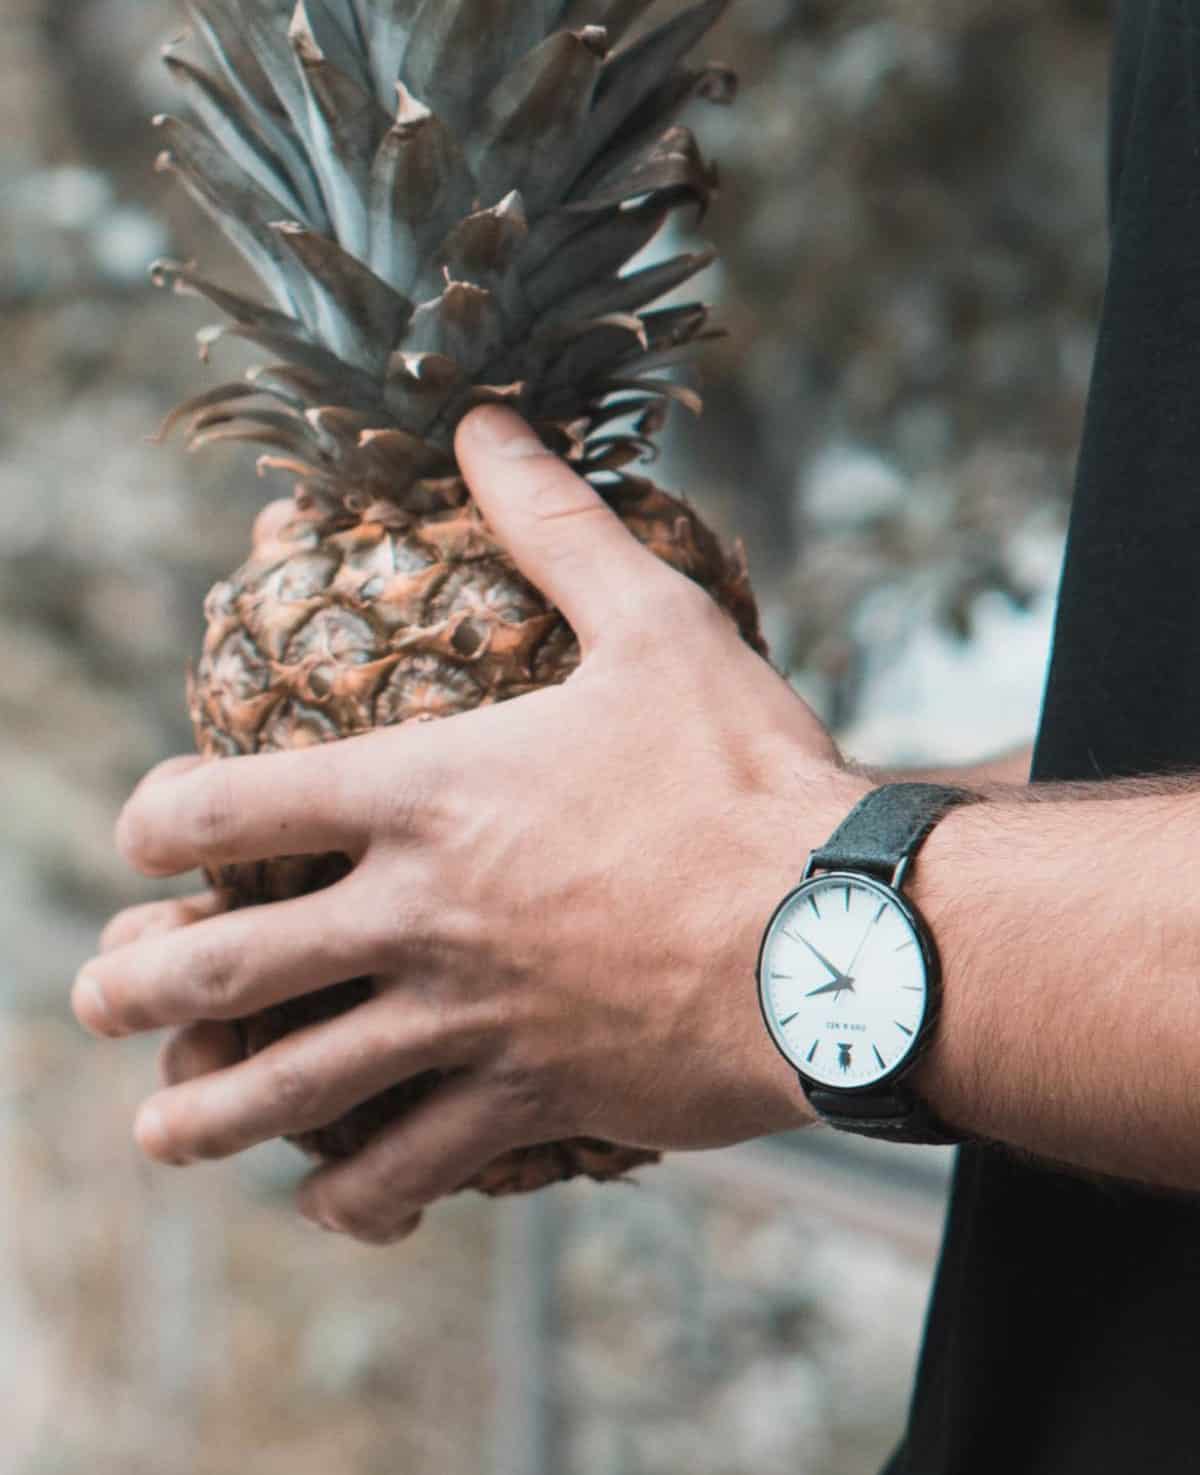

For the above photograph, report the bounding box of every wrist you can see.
[746,760,874,1136]
[905,793,988,1138]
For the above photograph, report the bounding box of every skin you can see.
[77,406,1190,1246]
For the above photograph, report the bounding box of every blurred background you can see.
[0,1,1110,1472]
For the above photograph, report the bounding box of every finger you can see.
[116,745,371,877]
[296,1072,518,1243]
[134,991,490,1166]
[73,876,383,1037]
[158,1022,245,1089]
[455,405,681,654]
[100,891,228,953]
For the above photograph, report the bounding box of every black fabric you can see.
[887,4,1200,1472]
[809,783,978,880]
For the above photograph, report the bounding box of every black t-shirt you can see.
[888,4,1200,1472]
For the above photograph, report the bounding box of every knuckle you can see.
[179,767,237,853]
[262,1054,320,1124]
[653,571,716,629]
[525,464,602,525]
[190,939,242,1015]
[490,1051,556,1131]
[366,885,439,962]
[612,573,702,649]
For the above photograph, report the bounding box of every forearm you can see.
[911,775,1200,1188]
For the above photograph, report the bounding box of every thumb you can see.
[455,405,675,652]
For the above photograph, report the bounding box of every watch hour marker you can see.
[844,885,852,912]
[873,904,887,924]
[806,1040,819,1063]
[779,1012,799,1028]
[895,1021,914,1037]
[771,973,793,981]
[902,985,923,992]
[873,1045,886,1070]
[895,939,916,952]
[808,894,821,920]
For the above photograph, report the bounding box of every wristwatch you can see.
[756,783,977,1146]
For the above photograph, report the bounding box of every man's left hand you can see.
[74,406,861,1243]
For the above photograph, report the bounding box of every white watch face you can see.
[758,873,931,1090]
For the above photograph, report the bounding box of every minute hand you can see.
[797,933,852,986]
[843,915,880,980]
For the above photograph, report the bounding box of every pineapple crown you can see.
[153,0,736,515]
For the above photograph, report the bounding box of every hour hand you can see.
[805,977,851,999]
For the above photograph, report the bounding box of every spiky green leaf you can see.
[185,0,329,224]
[586,0,729,160]
[540,248,714,332]
[405,282,505,372]
[151,259,305,338]
[403,0,556,136]
[522,195,671,313]
[570,123,715,212]
[367,86,479,295]
[162,53,311,220]
[290,17,392,256]
[154,115,318,321]
[562,0,661,43]
[290,0,372,94]
[437,191,529,322]
[273,222,414,369]
[470,29,607,212]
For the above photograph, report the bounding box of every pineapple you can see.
[154,0,765,1196]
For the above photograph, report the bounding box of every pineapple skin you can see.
[190,469,764,1193]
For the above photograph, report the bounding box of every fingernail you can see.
[464,406,545,459]
[75,969,116,1036]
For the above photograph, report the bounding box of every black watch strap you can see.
[807,782,977,885]
[802,782,978,1147]
[804,1084,964,1146]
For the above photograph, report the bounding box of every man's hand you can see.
[75,406,863,1243]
